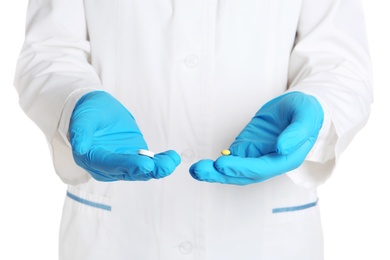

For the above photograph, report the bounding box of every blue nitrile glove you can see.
[69,91,181,182]
[190,91,324,185]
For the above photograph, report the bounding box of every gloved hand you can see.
[70,91,181,181]
[190,91,324,185]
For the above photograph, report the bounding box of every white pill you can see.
[138,149,155,158]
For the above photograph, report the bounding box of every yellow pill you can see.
[221,149,231,156]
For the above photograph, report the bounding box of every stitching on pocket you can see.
[67,191,112,211]
[272,199,318,214]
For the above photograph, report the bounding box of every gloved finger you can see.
[76,148,155,180]
[215,139,315,180]
[152,150,182,179]
[189,159,256,185]
[276,96,323,155]
[276,120,310,155]
[88,171,120,182]
[229,140,275,157]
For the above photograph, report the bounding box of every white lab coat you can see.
[14,0,372,259]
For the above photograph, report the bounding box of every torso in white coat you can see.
[16,0,373,259]
[60,1,323,259]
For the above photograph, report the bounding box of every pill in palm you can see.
[138,149,155,158]
[221,149,231,156]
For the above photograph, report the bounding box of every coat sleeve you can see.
[14,0,103,185]
[286,0,373,188]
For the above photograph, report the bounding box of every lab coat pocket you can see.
[59,186,112,260]
[271,198,320,223]
[263,198,324,260]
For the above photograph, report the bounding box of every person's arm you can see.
[14,0,102,184]
[286,0,373,187]
[14,0,181,185]
[190,0,373,187]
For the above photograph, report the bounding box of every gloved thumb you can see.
[69,94,98,155]
[69,123,94,155]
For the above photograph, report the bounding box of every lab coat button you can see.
[180,149,196,163]
[184,55,199,68]
[179,241,193,254]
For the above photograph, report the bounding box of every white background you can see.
[0,1,388,259]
